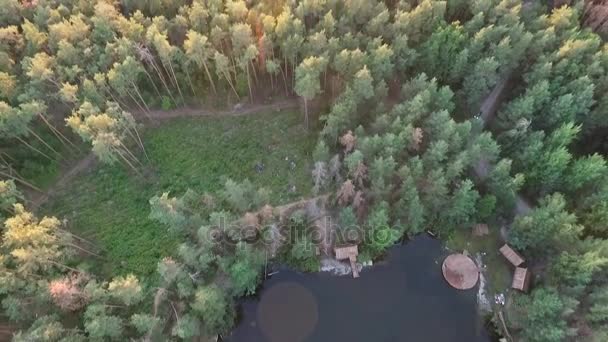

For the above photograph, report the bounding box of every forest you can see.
[1,0,608,341]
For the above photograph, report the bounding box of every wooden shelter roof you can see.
[442,254,479,290]
[334,245,358,260]
[512,267,531,292]
[499,244,525,267]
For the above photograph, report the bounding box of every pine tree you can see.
[510,193,582,255]
[191,285,234,334]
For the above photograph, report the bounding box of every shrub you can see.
[161,96,175,111]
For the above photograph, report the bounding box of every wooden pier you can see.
[335,245,360,278]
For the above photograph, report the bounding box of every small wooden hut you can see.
[511,267,531,292]
[499,244,525,267]
[472,223,489,237]
[334,245,359,278]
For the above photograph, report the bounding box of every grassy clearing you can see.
[44,110,316,278]
[446,226,512,296]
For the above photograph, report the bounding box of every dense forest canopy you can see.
[0,0,608,341]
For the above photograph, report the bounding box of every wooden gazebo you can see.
[442,254,479,290]
[334,245,359,278]
[499,244,525,267]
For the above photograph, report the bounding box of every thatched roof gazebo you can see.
[442,254,479,290]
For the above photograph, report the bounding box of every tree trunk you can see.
[47,78,62,89]
[16,136,55,162]
[122,126,148,163]
[270,71,274,89]
[202,61,217,94]
[303,97,309,129]
[38,114,81,154]
[184,67,197,98]
[0,170,42,192]
[149,58,178,105]
[250,59,259,84]
[130,82,152,116]
[58,228,99,248]
[142,67,163,99]
[131,126,149,162]
[246,64,253,103]
[159,58,176,88]
[292,57,297,91]
[165,59,185,105]
[126,89,150,118]
[230,56,239,79]
[118,140,143,167]
[284,55,289,88]
[127,81,152,117]
[115,148,142,176]
[224,71,240,99]
[48,260,85,274]
[104,85,132,110]
[26,128,61,157]
[279,66,289,96]
[66,242,102,258]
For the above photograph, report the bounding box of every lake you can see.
[227,235,491,342]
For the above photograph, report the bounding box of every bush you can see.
[161,96,175,110]
[278,210,320,272]
[288,236,320,272]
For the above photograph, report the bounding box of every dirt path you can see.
[473,72,533,217]
[138,98,298,120]
[29,98,300,210]
[479,74,512,128]
[30,153,97,209]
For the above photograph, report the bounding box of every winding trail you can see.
[31,153,97,209]
[29,98,299,209]
[473,73,532,216]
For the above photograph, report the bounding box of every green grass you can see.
[45,110,316,278]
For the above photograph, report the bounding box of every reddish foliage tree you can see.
[410,127,424,151]
[337,179,355,206]
[48,274,89,311]
[339,131,357,153]
[352,162,368,188]
[353,190,367,220]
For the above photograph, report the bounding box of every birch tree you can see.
[294,56,326,128]
[184,30,217,94]
[66,101,143,173]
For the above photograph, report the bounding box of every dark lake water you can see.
[227,235,491,342]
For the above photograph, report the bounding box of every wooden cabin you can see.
[511,267,531,292]
[334,245,359,278]
[472,223,489,237]
[499,244,525,267]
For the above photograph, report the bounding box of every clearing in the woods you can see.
[43,110,316,278]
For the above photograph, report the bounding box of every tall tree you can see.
[294,56,327,128]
